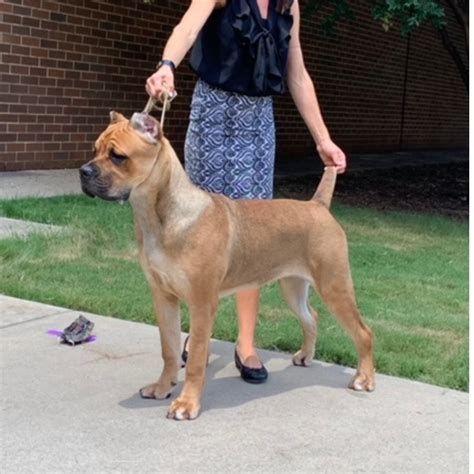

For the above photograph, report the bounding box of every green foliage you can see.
[373,0,446,35]
[304,0,446,35]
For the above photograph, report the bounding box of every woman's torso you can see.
[189,0,294,97]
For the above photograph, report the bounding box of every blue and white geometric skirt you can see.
[185,79,275,200]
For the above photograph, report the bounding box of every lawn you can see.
[0,195,468,391]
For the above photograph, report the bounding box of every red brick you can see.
[0,0,468,170]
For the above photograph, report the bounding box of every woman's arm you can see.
[146,0,224,98]
[286,1,346,173]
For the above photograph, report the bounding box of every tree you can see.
[304,0,469,93]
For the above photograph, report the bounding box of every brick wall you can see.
[0,0,469,171]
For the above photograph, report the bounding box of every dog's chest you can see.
[140,234,188,296]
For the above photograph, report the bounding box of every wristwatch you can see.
[156,59,176,72]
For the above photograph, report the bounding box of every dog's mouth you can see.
[81,185,96,199]
[80,178,130,203]
[82,186,131,203]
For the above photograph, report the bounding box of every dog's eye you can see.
[110,150,128,165]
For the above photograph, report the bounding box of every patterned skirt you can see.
[184,79,275,200]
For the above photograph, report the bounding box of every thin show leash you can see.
[140,87,177,180]
[143,85,177,129]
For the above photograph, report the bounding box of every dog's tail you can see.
[311,166,337,208]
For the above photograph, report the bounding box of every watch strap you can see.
[156,59,176,71]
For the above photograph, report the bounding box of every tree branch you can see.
[436,27,469,92]
[444,0,469,55]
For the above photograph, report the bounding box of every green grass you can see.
[0,195,468,391]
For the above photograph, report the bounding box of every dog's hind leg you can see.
[140,287,181,400]
[311,237,375,391]
[279,277,318,367]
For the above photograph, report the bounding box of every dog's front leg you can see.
[167,298,218,420]
[140,288,181,400]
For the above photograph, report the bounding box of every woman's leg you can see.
[183,289,263,370]
[235,288,262,369]
[182,81,271,380]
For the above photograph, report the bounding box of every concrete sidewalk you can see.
[1,295,468,473]
[0,217,64,240]
[0,169,82,199]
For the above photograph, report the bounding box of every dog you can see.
[80,111,375,420]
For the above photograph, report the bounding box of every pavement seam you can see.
[0,308,79,329]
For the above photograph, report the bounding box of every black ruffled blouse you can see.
[189,0,294,97]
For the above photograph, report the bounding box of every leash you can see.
[143,85,177,130]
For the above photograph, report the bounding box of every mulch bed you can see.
[275,162,469,219]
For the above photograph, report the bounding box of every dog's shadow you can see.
[119,339,364,413]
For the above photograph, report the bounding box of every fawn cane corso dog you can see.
[79,111,375,420]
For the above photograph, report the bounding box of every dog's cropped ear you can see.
[130,112,162,144]
[109,111,127,124]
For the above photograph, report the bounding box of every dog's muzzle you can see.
[79,164,99,198]
[79,164,130,202]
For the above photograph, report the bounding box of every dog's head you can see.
[79,111,162,202]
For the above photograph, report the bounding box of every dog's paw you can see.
[349,371,375,392]
[292,350,313,367]
[139,380,177,400]
[167,397,200,420]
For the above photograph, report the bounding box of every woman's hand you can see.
[146,65,175,101]
[145,0,221,101]
[317,138,347,174]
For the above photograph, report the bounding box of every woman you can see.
[146,0,346,384]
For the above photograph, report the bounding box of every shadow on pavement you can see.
[119,347,359,413]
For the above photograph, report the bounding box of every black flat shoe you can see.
[234,348,268,384]
[181,336,210,368]
[181,335,189,367]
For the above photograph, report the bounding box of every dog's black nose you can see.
[80,164,97,179]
